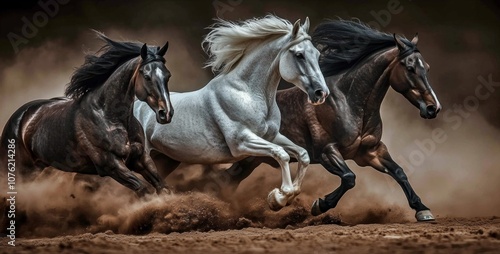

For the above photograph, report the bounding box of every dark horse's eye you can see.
[295,52,305,59]
[144,75,151,81]
[407,66,415,73]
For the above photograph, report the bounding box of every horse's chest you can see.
[88,120,131,157]
[257,108,281,140]
[258,121,280,141]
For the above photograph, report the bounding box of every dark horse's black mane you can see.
[312,19,417,77]
[65,31,160,99]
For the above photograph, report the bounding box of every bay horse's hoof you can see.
[311,199,323,216]
[416,210,435,222]
[267,188,287,211]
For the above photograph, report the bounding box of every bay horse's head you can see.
[279,18,329,105]
[133,42,173,124]
[389,34,441,119]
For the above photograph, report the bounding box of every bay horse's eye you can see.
[144,75,151,81]
[295,52,304,59]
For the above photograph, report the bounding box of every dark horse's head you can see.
[389,34,441,119]
[133,42,173,123]
[66,32,173,124]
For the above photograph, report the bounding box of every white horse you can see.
[134,15,329,210]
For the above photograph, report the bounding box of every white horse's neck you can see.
[222,36,289,107]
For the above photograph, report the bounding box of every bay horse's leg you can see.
[228,131,294,211]
[311,144,356,216]
[226,157,263,189]
[364,142,434,222]
[271,134,310,204]
[208,156,276,199]
[150,150,180,180]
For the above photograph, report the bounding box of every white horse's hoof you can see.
[416,210,435,222]
[267,188,287,211]
[311,199,323,216]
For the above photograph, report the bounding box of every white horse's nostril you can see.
[315,90,325,98]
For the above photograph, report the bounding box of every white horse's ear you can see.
[292,19,301,38]
[411,33,418,45]
[302,17,310,33]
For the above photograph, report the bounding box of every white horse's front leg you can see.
[272,133,310,203]
[229,131,294,211]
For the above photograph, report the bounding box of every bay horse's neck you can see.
[91,58,139,124]
[227,36,288,106]
[337,48,399,113]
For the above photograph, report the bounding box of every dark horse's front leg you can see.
[89,146,152,197]
[311,144,356,216]
[362,141,434,221]
[129,143,171,195]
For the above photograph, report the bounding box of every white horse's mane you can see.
[203,15,306,74]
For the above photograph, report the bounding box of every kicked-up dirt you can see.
[1,217,500,254]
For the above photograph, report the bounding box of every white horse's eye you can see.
[295,52,304,59]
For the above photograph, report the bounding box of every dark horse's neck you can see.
[86,58,140,126]
[330,47,399,119]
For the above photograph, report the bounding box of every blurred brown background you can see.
[0,0,499,218]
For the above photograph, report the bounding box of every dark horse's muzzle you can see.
[157,109,173,124]
[419,103,441,119]
[156,100,173,124]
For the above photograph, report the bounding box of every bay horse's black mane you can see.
[312,19,417,77]
[65,31,161,99]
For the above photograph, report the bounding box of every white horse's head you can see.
[279,18,329,105]
[203,15,329,105]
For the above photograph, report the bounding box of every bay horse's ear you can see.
[292,19,301,38]
[141,43,148,60]
[302,17,310,33]
[393,34,407,52]
[158,41,169,56]
[411,33,419,45]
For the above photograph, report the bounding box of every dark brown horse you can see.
[0,32,173,196]
[213,20,441,221]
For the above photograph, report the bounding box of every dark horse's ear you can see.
[411,32,419,45]
[141,43,148,60]
[157,41,169,56]
[393,34,407,52]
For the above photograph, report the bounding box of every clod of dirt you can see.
[489,230,500,239]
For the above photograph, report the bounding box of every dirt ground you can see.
[0,217,499,254]
[1,166,500,253]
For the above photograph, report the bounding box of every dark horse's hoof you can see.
[311,199,323,216]
[416,210,435,222]
[158,188,173,196]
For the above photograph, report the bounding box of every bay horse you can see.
[134,15,329,210]
[218,20,442,221]
[0,32,173,196]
